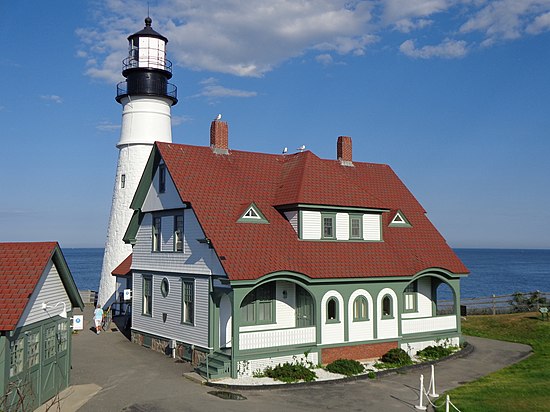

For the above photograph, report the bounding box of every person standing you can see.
[94,305,104,334]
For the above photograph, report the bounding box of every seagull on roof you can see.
[282,147,288,154]
[297,145,306,152]
[215,113,222,121]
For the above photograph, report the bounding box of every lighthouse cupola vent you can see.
[116,17,177,104]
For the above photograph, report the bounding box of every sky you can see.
[1,0,549,249]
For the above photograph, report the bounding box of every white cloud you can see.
[96,121,120,132]
[172,115,193,126]
[315,54,334,65]
[194,78,257,99]
[76,0,550,80]
[459,0,550,43]
[526,11,550,33]
[400,38,468,59]
[40,95,63,104]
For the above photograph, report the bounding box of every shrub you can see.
[263,362,317,383]
[380,348,413,367]
[367,371,376,379]
[325,359,365,376]
[416,345,456,361]
[510,291,547,313]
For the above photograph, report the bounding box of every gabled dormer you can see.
[389,210,412,227]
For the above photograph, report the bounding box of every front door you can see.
[40,321,58,403]
[296,285,314,328]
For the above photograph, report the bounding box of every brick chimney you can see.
[210,120,229,154]
[337,136,353,166]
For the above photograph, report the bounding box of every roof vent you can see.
[210,120,229,154]
[337,136,353,166]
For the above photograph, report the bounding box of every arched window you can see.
[353,296,368,321]
[382,295,393,318]
[327,297,339,322]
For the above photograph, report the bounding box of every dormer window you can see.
[390,211,411,227]
[238,203,268,224]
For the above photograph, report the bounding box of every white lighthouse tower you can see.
[98,17,177,306]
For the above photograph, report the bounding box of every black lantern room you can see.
[116,17,178,104]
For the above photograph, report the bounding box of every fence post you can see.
[492,294,496,315]
[446,395,450,412]
[415,374,427,410]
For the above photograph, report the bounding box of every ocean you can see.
[62,248,550,299]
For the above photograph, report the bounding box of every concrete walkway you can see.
[47,307,532,412]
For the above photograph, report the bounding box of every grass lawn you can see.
[435,312,550,412]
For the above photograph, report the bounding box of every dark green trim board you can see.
[389,210,412,227]
[237,203,269,224]
[278,203,389,213]
[51,245,85,310]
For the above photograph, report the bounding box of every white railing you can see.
[239,326,316,350]
[402,315,457,334]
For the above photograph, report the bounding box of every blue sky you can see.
[1,0,549,249]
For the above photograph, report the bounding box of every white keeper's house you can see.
[113,120,469,379]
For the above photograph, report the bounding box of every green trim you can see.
[349,214,363,240]
[181,279,195,325]
[352,295,369,321]
[123,210,142,244]
[325,297,339,323]
[237,202,269,224]
[278,203,389,213]
[321,212,336,239]
[389,210,412,227]
[142,275,152,316]
[235,345,318,361]
[381,294,394,319]
[51,245,85,310]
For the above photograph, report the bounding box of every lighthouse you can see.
[98,17,177,306]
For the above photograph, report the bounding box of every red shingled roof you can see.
[112,254,132,277]
[155,142,468,281]
[0,242,58,331]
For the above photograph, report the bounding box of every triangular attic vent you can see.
[389,210,411,227]
[238,203,269,224]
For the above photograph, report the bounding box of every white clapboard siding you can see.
[336,213,349,240]
[132,209,226,276]
[20,261,72,327]
[363,214,381,241]
[284,211,298,234]
[321,291,345,344]
[347,290,374,342]
[132,272,210,348]
[402,315,457,335]
[301,211,321,239]
[376,288,398,339]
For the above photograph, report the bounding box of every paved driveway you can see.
[58,307,531,412]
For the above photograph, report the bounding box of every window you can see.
[350,215,363,239]
[161,278,170,297]
[9,338,24,377]
[244,208,260,218]
[44,326,56,360]
[27,332,40,368]
[326,297,339,322]
[404,281,418,312]
[174,215,183,252]
[158,164,166,193]
[152,217,161,252]
[322,214,336,239]
[143,276,152,316]
[241,283,275,325]
[353,296,368,321]
[57,321,68,352]
[121,173,126,188]
[238,203,269,224]
[382,295,393,319]
[182,280,194,324]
